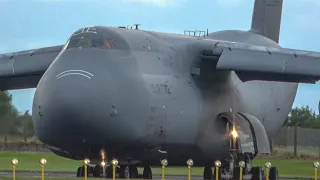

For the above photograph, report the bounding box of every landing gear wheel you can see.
[143,165,152,179]
[76,166,89,177]
[233,167,241,180]
[76,167,81,177]
[119,166,125,178]
[124,166,130,179]
[203,166,213,180]
[118,166,130,179]
[251,167,263,180]
[130,165,139,178]
[93,165,101,177]
[106,166,114,178]
[105,166,110,178]
[269,167,279,180]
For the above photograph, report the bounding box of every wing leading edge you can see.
[0,45,63,90]
[196,41,320,84]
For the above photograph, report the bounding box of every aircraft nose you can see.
[33,67,119,149]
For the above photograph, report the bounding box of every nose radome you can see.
[33,69,119,148]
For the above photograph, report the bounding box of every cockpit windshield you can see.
[67,36,105,49]
[65,27,128,50]
[66,27,105,49]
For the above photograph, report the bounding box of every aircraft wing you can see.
[201,41,320,84]
[0,45,63,90]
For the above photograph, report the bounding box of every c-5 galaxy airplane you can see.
[1,0,320,179]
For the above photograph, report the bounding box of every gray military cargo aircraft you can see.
[1,0,319,179]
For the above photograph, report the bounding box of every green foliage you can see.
[284,105,320,129]
[0,91,34,139]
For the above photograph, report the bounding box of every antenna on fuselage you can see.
[133,24,141,30]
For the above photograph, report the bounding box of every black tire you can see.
[143,166,152,179]
[203,166,213,180]
[124,166,130,179]
[233,167,241,180]
[251,167,263,180]
[269,167,279,180]
[118,166,126,178]
[80,166,85,177]
[89,166,94,174]
[76,167,81,177]
[130,165,139,178]
[93,165,101,178]
[106,166,113,178]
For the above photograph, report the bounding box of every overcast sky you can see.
[0,0,320,113]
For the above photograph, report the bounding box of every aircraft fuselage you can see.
[32,26,297,166]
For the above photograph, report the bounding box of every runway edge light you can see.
[265,162,272,180]
[161,159,168,180]
[314,161,319,180]
[112,159,118,180]
[214,160,221,180]
[83,158,90,180]
[40,158,47,180]
[186,159,193,180]
[239,161,245,180]
[11,159,18,180]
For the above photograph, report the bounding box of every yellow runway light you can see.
[40,158,47,180]
[265,162,272,180]
[11,159,18,180]
[239,161,245,180]
[161,159,168,180]
[186,159,193,180]
[214,160,221,180]
[314,161,319,180]
[112,159,118,180]
[83,158,90,180]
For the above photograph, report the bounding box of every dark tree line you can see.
[283,105,320,129]
[0,91,34,141]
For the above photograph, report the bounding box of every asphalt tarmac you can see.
[0,171,316,180]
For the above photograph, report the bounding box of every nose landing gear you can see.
[204,114,279,180]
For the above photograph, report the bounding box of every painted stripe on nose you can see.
[56,70,94,80]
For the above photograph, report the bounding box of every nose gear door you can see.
[219,112,270,156]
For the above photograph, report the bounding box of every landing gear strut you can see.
[202,152,279,180]
[201,118,279,180]
[143,165,152,179]
[203,166,213,180]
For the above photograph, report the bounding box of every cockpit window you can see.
[66,31,106,49]
[91,39,104,48]
[66,27,129,50]
[78,38,91,48]
[67,37,105,49]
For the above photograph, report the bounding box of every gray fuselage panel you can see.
[32,26,297,165]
